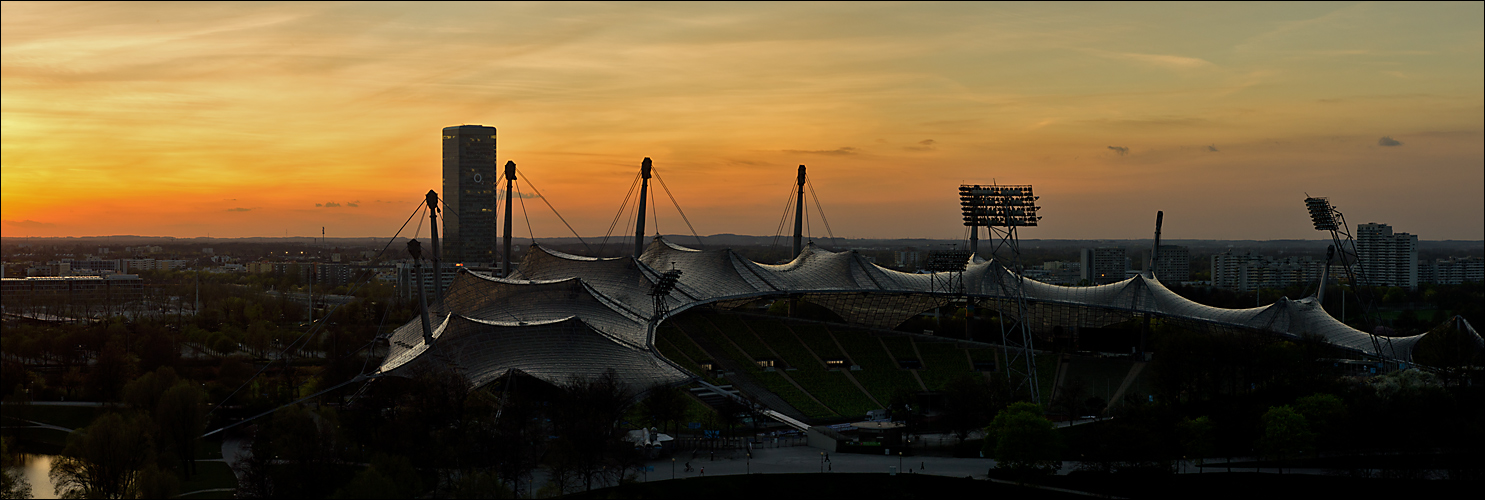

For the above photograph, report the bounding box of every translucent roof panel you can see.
[378,236,1475,389]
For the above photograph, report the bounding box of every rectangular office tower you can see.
[442,125,498,264]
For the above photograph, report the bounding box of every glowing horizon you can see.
[3,2,1481,241]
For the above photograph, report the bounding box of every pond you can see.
[9,454,61,499]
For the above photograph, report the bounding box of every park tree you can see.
[86,339,136,401]
[1,437,32,500]
[123,367,180,412]
[155,382,208,476]
[50,412,155,499]
[132,464,179,499]
[233,430,276,499]
[548,369,635,493]
[1176,416,1215,466]
[943,374,998,442]
[1294,393,1346,452]
[639,384,688,437]
[331,454,425,499]
[984,402,1063,475]
[486,382,543,496]
[1257,405,1314,471]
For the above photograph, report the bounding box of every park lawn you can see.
[179,460,238,494]
[4,404,104,430]
[3,426,70,454]
[195,436,224,460]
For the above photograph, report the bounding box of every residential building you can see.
[1081,247,1127,285]
[1031,261,1082,285]
[1139,245,1190,282]
[1419,257,1484,285]
[1355,223,1418,289]
[397,263,461,300]
[1211,252,1325,292]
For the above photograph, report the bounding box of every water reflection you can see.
[10,454,60,499]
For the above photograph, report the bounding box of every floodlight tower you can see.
[1305,196,1392,360]
[961,184,1043,404]
[648,268,684,346]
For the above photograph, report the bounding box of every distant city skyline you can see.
[3,2,1481,241]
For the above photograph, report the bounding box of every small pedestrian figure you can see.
[700,467,705,476]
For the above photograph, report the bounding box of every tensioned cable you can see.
[768,184,797,253]
[652,167,705,249]
[804,190,812,242]
[650,179,660,238]
[516,183,536,244]
[206,200,424,418]
[601,171,643,256]
[208,197,459,426]
[204,375,368,437]
[515,167,592,254]
[807,182,840,249]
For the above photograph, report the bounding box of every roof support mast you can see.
[1148,211,1163,278]
[426,190,444,305]
[635,158,652,259]
[794,165,806,258]
[503,161,516,277]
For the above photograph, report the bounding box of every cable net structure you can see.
[376,237,1475,392]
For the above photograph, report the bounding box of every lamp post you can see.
[820,452,824,473]
[672,458,676,480]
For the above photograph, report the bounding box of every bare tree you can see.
[50,412,155,499]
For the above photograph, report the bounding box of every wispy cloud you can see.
[783,147,859,156]
[1206,145,1219,152]
[226,207,252,212]
[1108,146,1129,156]
[1093,50,1216,70]
[1377,136,1402,146]
[903,139,936,152]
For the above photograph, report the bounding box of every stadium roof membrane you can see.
[378,237,1474,391]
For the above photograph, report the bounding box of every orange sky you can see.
[3,2,1481,241]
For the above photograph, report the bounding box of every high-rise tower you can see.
[1356,222,1418,289]
[441,125,498,264]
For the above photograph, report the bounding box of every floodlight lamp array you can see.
[959,184,1041,227]
[1305,197,1337,231]
[650,269,684,297]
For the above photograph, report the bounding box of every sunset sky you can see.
[3,2,1481,241]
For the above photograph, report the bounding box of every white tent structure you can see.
[377,237,1473,390]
